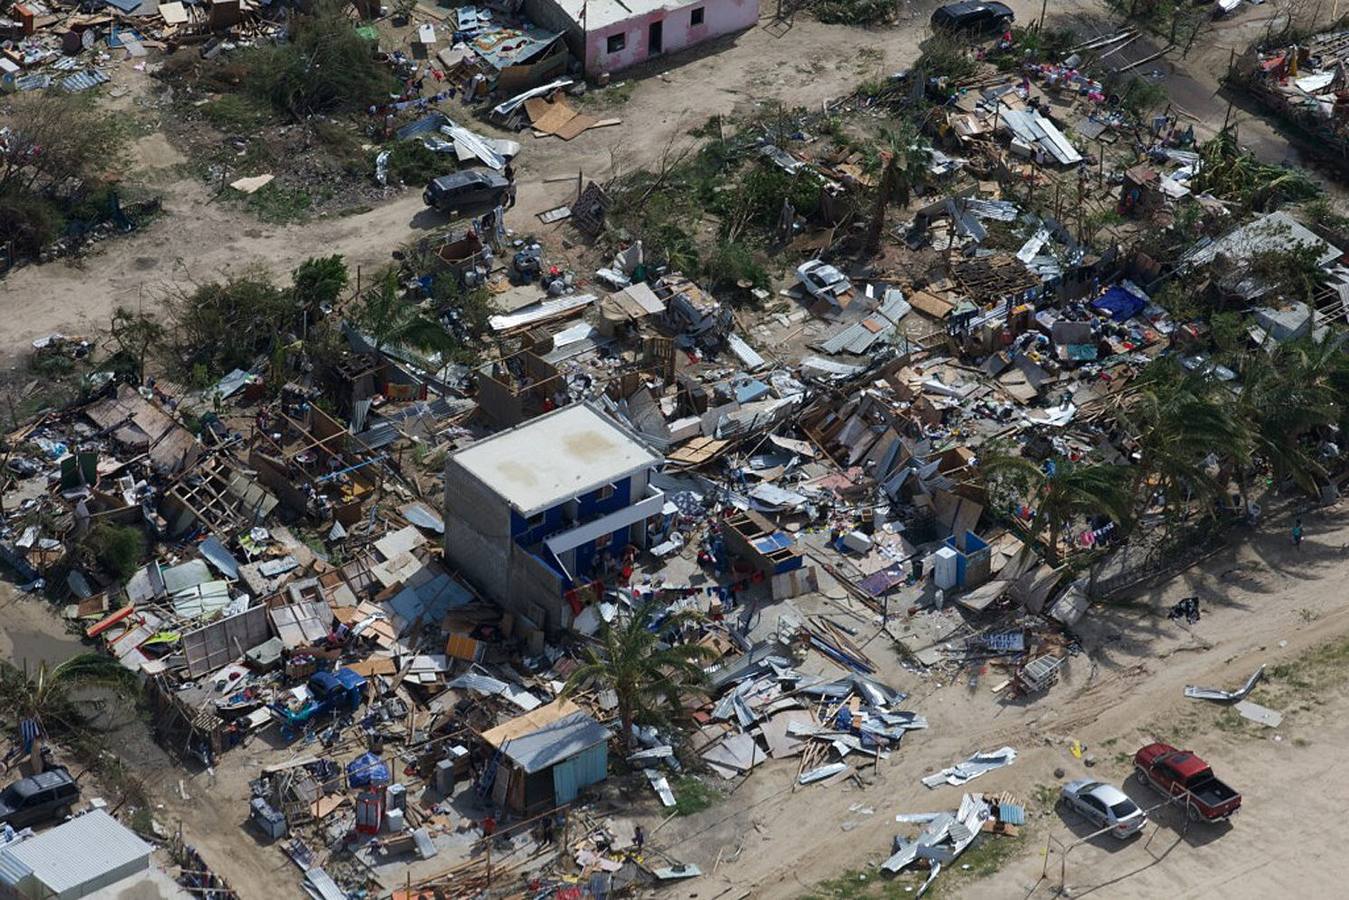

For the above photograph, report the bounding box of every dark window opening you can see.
[607,32,625,53]
[691,6,704,25]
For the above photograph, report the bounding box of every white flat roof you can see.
[1,810,151,895]
[552,0,704,32]
[452,404,661,517]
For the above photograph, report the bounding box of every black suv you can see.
[423,170,515,213]
[0,767,79,829]
[931,2,1014,31]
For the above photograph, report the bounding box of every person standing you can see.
[1292,518,1304,549]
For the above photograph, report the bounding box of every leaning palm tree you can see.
[563,602,714,751]
[0,654,140,733]
[354,269,458,357]
[980,448,1134,565]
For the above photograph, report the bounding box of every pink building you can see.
[525,0,759,77]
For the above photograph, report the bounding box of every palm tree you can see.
[562,602,714,751]
[354,269,457,358]
[865,125,931,253]
[1120,358,1252,519]
[0,654,140,770]
[1229,335,1345,496]
[980,449,1134,565]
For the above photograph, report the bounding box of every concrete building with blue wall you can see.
[443,402,665,631]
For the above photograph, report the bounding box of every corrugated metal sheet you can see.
[447,673,542,710]
[1002,110,1082,165]
[819,290,911,356]
[502,711,610,774]
[60,69,110,93]
[726,333,765,370]
[0,810,149,895]
[199,535,241,580]
[0,848,31,889]
[551,740,607,802]
[162,559,212,595]
[1185,210,1341,268]
[14,74,51,91]
[270,600,332,648]
[399,501,445,534]
[170,580,230,619]
[304,866,347,900]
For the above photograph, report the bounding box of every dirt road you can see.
[0,17,922,360]
[655,501,1349,899]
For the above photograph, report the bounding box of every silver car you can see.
[796,260,853,306]
[1060,780,1147,838]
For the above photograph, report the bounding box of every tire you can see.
[1187,804,1204,822]
[1133,767,1150,788]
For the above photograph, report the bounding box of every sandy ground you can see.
[646,499,1349,900]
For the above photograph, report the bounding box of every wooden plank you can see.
[311,795,349,819]
[555,112,598,141]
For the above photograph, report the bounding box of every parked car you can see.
[423,170,515,213]
[931,1,1014,31]
[271,667,367,733]
[1134,742,1241,821]
[1060,779,1148,838]
[796,259,854,307]
[0,767,80,829]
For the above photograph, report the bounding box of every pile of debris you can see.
[884,789,1025,895]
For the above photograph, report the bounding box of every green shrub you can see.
[29,352,75,377]
[702,241,768,289]
[812,0,896,25]
[202,93,275,132]
[245,182,312,224]
[293,255,349,310]
[0,188,61,257]
[381,141,455,186]
[86,525,146,582]
[671,775,720,816]
[916,31,979,83]
[167,270,298,376]
[241,0,395,118]
[431,276,498,332]
[723,165,821,228]
[1119,76,1169,118]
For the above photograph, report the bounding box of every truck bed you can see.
[1188,775,1239,811]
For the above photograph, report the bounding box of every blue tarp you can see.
[1090,285,1146,322]
[396,112,449,141]
[347,752,390,787]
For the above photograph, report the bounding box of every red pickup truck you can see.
[1134,742,1241,821]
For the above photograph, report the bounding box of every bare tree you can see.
[0,92,126,196]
